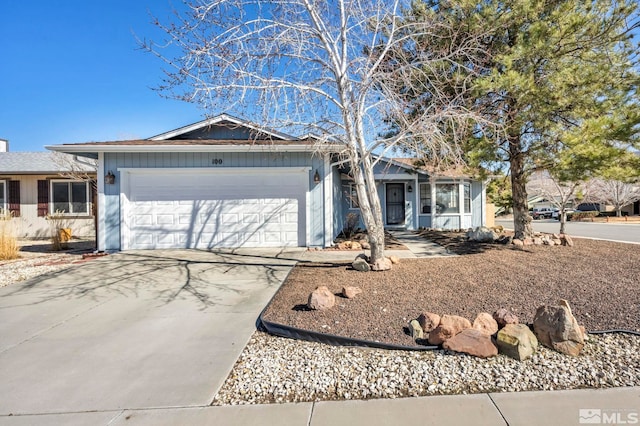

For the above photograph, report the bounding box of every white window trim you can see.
[49,179,91,216]
[418,182,431,216]
[418,180,473,216]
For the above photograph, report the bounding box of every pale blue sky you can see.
[0,1,201,151]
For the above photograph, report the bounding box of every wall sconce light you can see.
[313,170,321,184]
[407,184,413,193]
[105,171,116,185]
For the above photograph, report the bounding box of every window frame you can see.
[435,183,460,215]
[49,179,90,216]
[348,184,360,209]
[463,182,471,214]
[419,183,431,214]
[0,180,6,211]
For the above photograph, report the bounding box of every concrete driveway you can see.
[0,249,298,416]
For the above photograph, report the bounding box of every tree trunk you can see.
[559,212,567,234]
[509,136,533,240]
[616,207,622,217]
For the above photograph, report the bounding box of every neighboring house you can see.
[0,143,96,239]
[47,114,488,251]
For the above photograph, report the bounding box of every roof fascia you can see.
[46,144,343,154]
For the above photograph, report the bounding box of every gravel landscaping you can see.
[0,240,96,288]
[212,232,640,405]
[213,331,639,405]
[262,235,640,347]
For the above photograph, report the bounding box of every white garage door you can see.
[121,168,308,249]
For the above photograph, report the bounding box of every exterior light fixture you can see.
[407,184,413,193]
[105,171,116,185]
[313,170,321,184]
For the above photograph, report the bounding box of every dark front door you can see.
[386,183,405,225]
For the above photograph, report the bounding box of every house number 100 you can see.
[212,158,223,165]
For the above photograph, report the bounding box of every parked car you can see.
[532,207,554,219]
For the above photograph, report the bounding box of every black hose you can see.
[588,329,640,336]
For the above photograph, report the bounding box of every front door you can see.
[386,183,405,225]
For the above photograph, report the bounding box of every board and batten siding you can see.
[2,174,95,239]
[102,151,327,250]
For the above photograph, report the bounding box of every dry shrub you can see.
[47,211,69,251]
[0,210,19,260]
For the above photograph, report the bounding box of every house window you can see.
[464,183,471,214]
[0,181,5,212]
[435,183,459,214]
[50,181,89,215]
[419,183,431,214]
[348,184,360,209]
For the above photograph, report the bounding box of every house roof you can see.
[0,152,96,175]
[391,157,473,179]
[149,113,297,141]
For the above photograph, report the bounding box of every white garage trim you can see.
[118,167,311,250]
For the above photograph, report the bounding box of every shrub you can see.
[46,210,70,251]
[568,210,599,222]
[0,210,19,260]
[341,212,360,239]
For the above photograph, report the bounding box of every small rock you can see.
[428,314,471,345]
[472,312,499,336]
[352,258,371,272]
[496,324,538,361]
[408,320,424,339]
[308,286,335,310]
[417,312,441,333]
[533,299,585,356]
[552,238,562,246]
[361,241,371,249]
[493,308,519,329]
[388,255,400,265]
[371,257,392,271]
[533,237,543,245]
[523,238,534,246]
[466,227,497,243]
[351,241,362,250]
[562,234,574,247]
[342,286,362,299]
[442,329,498,358]
[355,253,370,262]
[512,239,524,247]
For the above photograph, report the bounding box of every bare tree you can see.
[585,178,640,217]
[141,0,490,267]
[51,152,97,186]
[527,171,583,234]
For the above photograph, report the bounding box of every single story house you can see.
[47,115,488,251]
[0,141,96,239]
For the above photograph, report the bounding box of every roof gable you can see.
[148,114,297,141]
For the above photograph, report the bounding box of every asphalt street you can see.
[495,218,640,244]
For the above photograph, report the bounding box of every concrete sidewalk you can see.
[2,387,637,425]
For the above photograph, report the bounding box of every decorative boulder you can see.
[417,312,441,333]
[350,241,363,250]
[533,300,584,356]
[562,234,574,247]
[496,324,538,361]
[342,286,362,299]
[493,308,519,329]
[308,286,336,310]
[466,227,497,243]
[472,312,499,336]
[408,320,424,339]
[442,329,498,358]
[351,258,370,272]
[512,239,524,247]
[371,257,392,271]
[360,241,371,249]
[428,314,472,345]
[388,255,400,265]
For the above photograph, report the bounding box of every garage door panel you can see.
[125,170,306,249]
